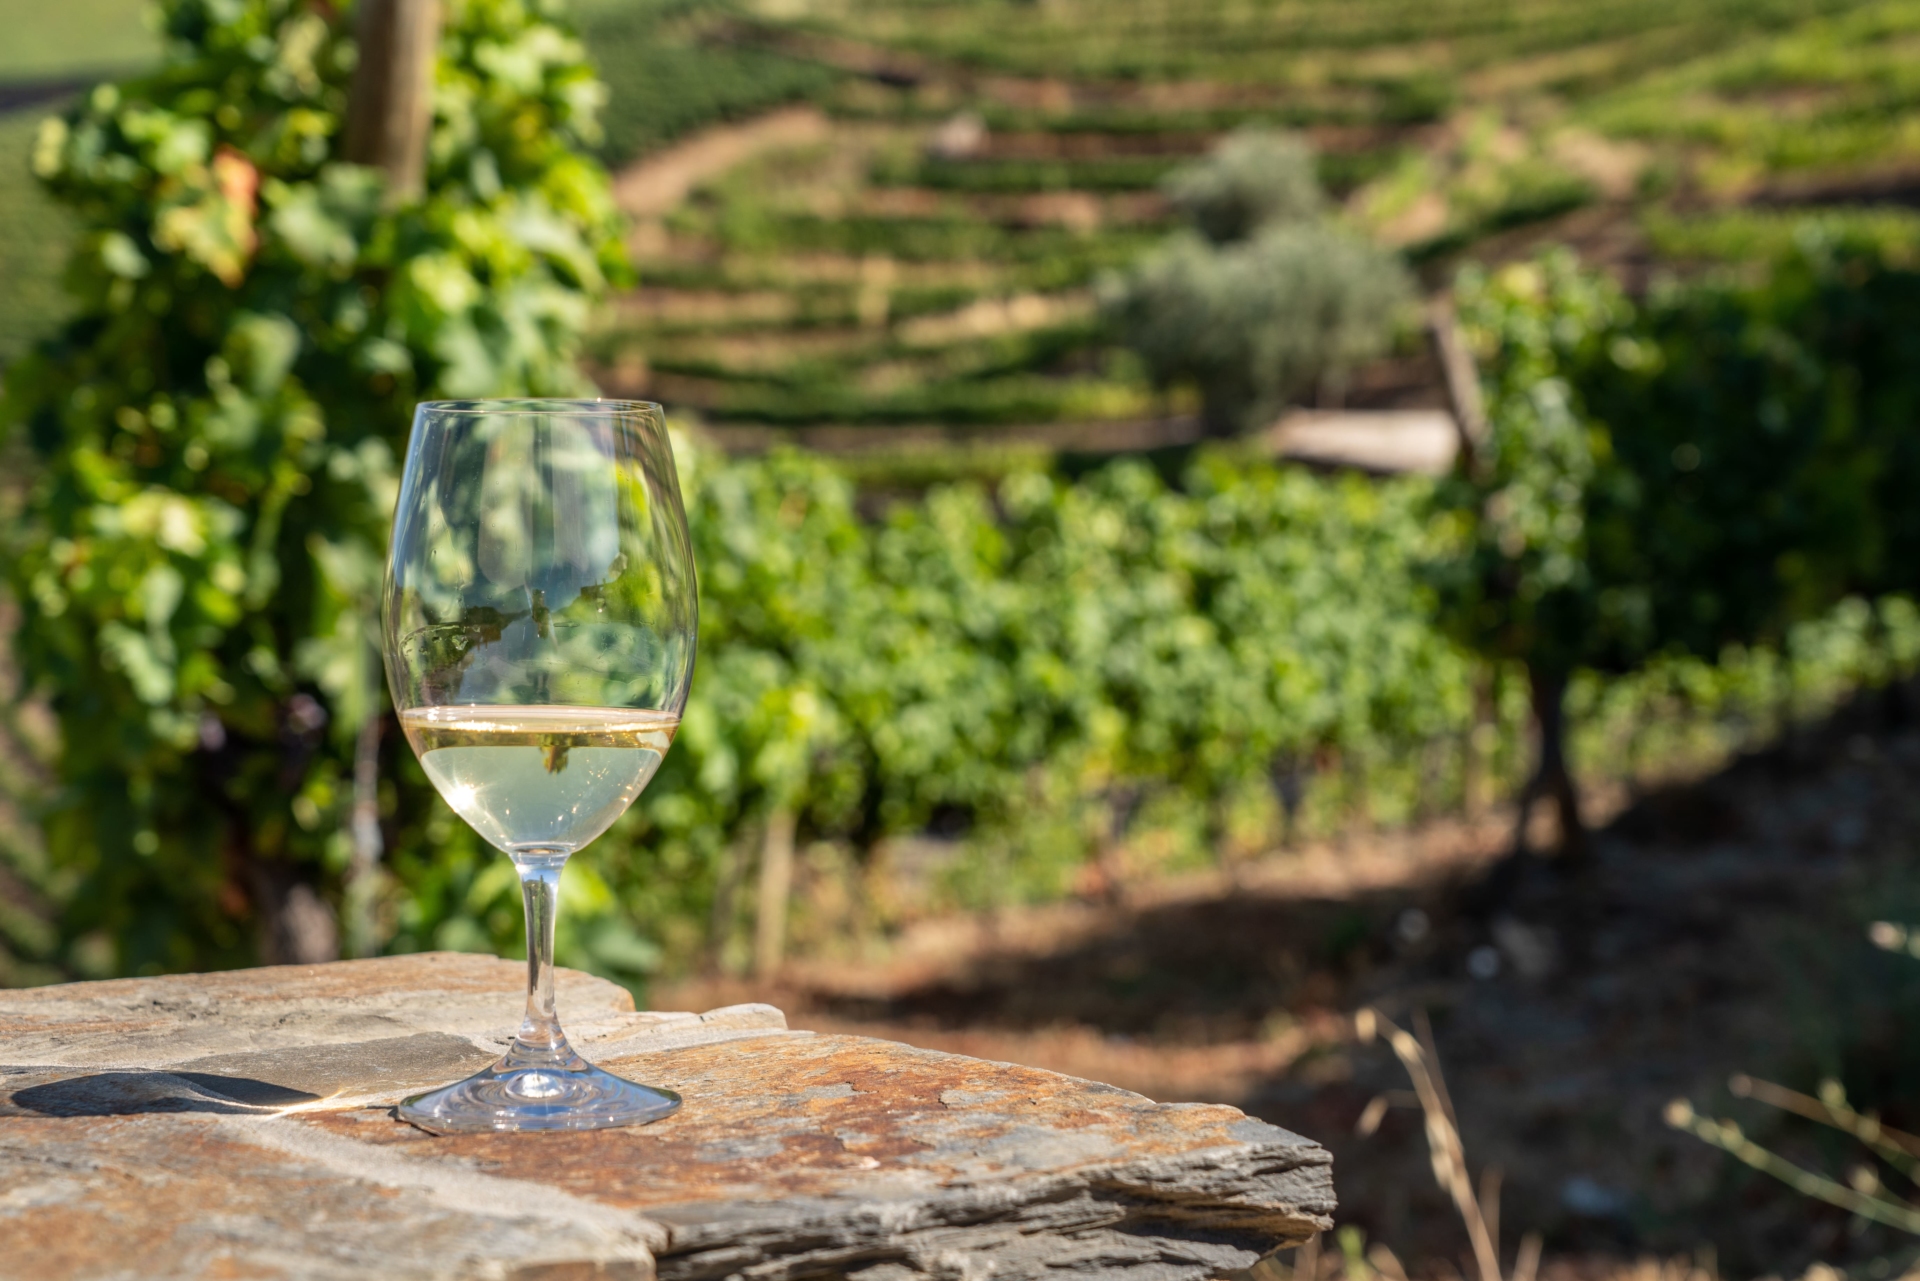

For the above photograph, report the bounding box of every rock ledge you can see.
[0,954,1332,1280]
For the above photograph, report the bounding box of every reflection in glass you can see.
[382,399,696,1133]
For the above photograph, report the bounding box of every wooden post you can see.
[342,0,440,204]
[342,669,385,959]
[1343,746,1369,845]
[1090,783,1143,906]
[707,839,745,975]
[1427,295,1489,476]
[245,857,340,965]
[1268,752,1307,849]
[753,806,797,981]
[1463,666,1495,818]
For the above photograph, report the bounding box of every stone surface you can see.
[1268,409,1461,476]
[0,954,1333,1280]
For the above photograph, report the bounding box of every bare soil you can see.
[659,691,1920,1276]
[613,105,832,221]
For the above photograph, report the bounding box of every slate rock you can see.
[0,954,1332,1280]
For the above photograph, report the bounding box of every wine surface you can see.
[400,705,678,856]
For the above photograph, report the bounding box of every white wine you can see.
[400,705,678,856]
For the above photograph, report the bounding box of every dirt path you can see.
[667,808,1518,1100]
[611,105,831,223]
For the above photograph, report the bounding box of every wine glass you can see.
[381,399,696,1133]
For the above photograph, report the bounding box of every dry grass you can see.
[1352,1005,1539,1281]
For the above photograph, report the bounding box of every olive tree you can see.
[1161,126,1324,245]
[1105,129,1409,437]
[1106,223,1410,436]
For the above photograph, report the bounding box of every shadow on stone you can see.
[12,1071,320,1116]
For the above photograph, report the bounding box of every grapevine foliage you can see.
[1,0,625,974]
[460,444,1473,961]
[1435,246,1919,687]
[13,0,1920,982]
[1427,252,1635,678]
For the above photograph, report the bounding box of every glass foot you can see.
[398,1058,682,1134]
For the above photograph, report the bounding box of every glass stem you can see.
[507,850,576,1068]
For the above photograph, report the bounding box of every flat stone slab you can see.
[0,954,1333,1280]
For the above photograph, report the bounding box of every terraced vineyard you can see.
[11,0,1920,431]
[0,0,155,366]
[591,121,1177,441]
[0,113,71,365]
[579,0,1920,452]
[755,0,1833,87]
